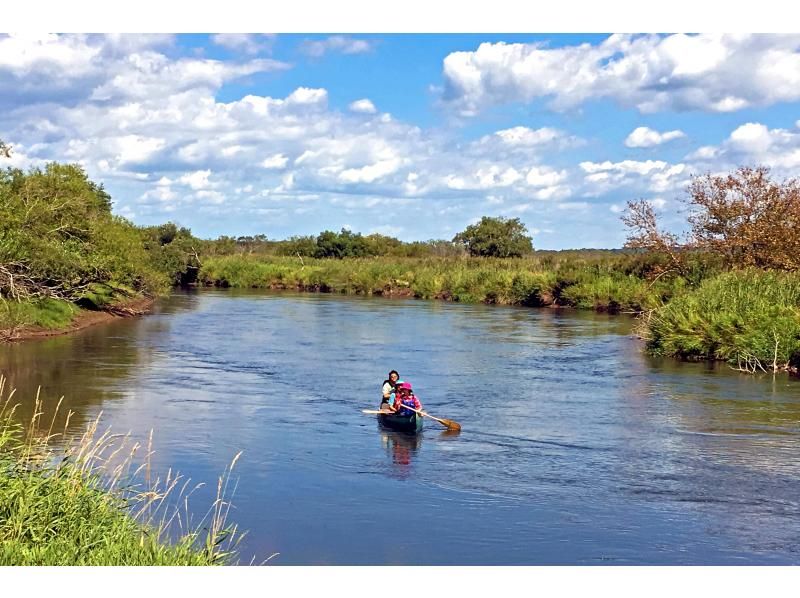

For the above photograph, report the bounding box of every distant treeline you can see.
[202,215,539,259]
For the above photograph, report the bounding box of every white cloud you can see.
[179,170,213,190]
[211,34,275,55]
[300,36,374,58]
[0,34,290,111]
[699,121,800,172]
[4,33,708,247]
[441,34,800,116]
[338,159,403,184]
[526,166,567,187]
[625,126,686,148]
[262,154,289,169]
[287,87,328,105]
[580,160,668,175]
[348,99,377,114]
[494,126,562,146]
[580,159,689,196]
[685,146,719,160]
[368,224,404,237]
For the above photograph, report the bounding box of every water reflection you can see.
[0,319,149,434]
[379,430,422,479]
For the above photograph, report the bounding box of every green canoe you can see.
[377,411,423,434]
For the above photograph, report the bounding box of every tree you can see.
[314,229,370,259]
[686,166,800,270]
[622,166,800,272]
[452,216,533,257]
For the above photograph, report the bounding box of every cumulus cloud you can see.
[625,126,686,148]
[300,36,374,58]
[349,98,377,114]
[211,33,276,54]
[580,159,689,196]
[687,121,800,173]
[440,34,800,116]
[0,33,290,108]
[262,154,289,169]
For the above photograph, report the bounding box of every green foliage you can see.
[453,216,533,258]
[314,228,371,258]
[1,164,204,334]
[646,270,800,371]
[0,297,79,331]
[276,235,318,257]
[198,252,690,312]
[0,392,241,566]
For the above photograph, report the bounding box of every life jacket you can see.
[395,393,420,416]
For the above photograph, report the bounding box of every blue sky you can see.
[2,32,800,248]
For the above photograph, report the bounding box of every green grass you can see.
[645,269,800,372]
[198,254,688,312]
[0,297,79,332]
[0,378,245,565]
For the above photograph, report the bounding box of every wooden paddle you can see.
[366,404,461,431]
[405,406,461,431]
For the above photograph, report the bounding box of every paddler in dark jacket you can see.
[380,370,400,411]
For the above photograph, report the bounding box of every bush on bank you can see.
[645,269,800,373]
[0,163,200,332]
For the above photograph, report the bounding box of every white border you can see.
[2,566,800,597]
[3,0,800,33]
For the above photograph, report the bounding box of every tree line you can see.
[202,216,533,260]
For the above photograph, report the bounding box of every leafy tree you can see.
[0,162,204,303]
[452,216,533,257]
[277,235,318,257]
[623,166,800,272]
[363,233,402,256]
[314,229,370,259]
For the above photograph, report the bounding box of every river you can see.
[2,289,799,564]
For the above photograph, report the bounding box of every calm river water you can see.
[2,289,800,564]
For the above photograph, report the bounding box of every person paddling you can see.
[392,381,422,416]
[380,370,400,411]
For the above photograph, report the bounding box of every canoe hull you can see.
[378,411,423,434]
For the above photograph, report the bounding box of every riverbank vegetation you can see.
[0,377,242,565]
[0,153,200,337]
[624,167,800,373]
[198,252,688,312]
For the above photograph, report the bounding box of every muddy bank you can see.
[1,296,154,343]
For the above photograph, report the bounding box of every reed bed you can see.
[644,270,800,373]
[198,254,683,313]
[0,376,250,565]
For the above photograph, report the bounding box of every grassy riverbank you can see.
[0,378,242,565]
[198,253,692,313]
[645,269,800,374]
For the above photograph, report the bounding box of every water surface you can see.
[2,289,799,564]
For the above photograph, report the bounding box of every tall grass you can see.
[199,254,686,313]
[0,297,78,334]
[645,270,800,373]
[0,376,250,565]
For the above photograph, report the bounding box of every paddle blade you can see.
[439,418,461,431]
